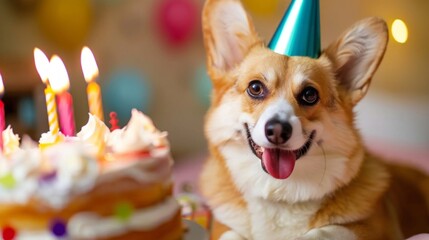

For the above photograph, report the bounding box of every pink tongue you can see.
[262,148,296,179]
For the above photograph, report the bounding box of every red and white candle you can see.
[49,55,75,136]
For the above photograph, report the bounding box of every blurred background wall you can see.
[0,0,427,160]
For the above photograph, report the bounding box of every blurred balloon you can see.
[96,0,121,6]
[242,0,278,16]
[36,0,92,50]
[102,69,151,124]
[18,98,36,128]
[7,0,39,13]
[156,0,199,46]
[193,66,212,107]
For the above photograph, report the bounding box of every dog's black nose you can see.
[265,118,292,145]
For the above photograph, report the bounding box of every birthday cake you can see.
[0,110,182,240]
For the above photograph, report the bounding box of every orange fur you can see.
[200,146,246,210]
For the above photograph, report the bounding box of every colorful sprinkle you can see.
[39,170,57,183]
[50,219,67,237]
[2,225,16,240]
[114,202,134,222]
[0,173,16,189]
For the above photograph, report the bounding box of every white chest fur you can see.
[246,197,321,240]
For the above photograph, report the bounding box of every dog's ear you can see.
[203,0,260,78]
[322,17,388,105]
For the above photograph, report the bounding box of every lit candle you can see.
[0,73,5,151]
[49,55,75,136]
[34,48,60,138]
[81,47,104,121]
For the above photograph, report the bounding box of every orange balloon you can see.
[37,0,92,50]
[242,0,278,16]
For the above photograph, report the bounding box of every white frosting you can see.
[39,142,99,209]
[99,150,172,184]
[39,131,64,146]
[68,197,180,239]
[0,141,172,210]
[0,144,42,204]
[107,109,168,154]
[2,125,20,157]
[77,114,110,155]
[0,141,99,209]
[16,231,59,240]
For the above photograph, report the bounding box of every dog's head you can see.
[203,0,388,202]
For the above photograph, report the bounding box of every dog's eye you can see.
[247,80,267,99]
[299,87,319,106]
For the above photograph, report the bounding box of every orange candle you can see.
[34,48,60,137]
[81,46,104,121]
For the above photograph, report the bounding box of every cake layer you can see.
[1,191,181,240]
[105,211,183,240]
[0,151,174,231]
[0,183,172,229]
[63,181,173,219]
[68,197,181,239]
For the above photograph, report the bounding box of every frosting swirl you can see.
[39,131,64,149]
[2,125,20,157]
[77,114,110,155]
[107,109,168,154]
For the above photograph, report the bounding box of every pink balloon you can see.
[156,0,199,46]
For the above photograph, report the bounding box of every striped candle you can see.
[34,48,60,140]
[44,85,60,136]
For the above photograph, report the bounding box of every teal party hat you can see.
[268,0,321,58]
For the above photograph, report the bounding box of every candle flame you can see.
[34,48,51,84]
[0,72,4,96]
[81,46,99,83]
[49,55,70,93]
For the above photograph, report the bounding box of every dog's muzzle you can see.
[245,123,315,180]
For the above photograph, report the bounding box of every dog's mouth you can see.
[244,123,316,180]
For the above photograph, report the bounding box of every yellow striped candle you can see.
[44,85,60,135]
[81,46,104,121]
[34,48,60,140]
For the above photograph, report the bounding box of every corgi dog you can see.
[199,0,429,239]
